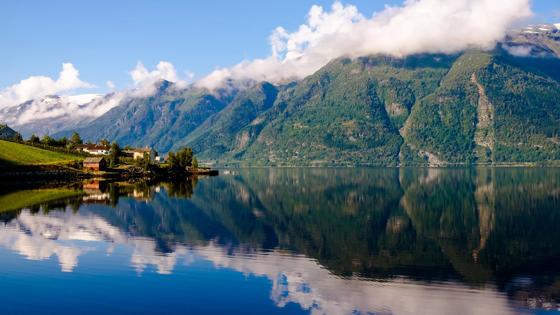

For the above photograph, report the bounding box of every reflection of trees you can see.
[6,168,560,301]
[196,168,560,289]
[162,177,198,198]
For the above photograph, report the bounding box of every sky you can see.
[0,0,558,93]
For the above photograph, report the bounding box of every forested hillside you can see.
[56,49,560,166]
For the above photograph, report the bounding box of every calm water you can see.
[0,168,559,315]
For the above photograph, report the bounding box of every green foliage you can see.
[29,134,40,144]
[14,132,23,142]
[477,54,560,162]
[70,132,83,146]
[41,135,55,146]
[109,142,121,167]
[167,147,194,171]
[134,152,151,171]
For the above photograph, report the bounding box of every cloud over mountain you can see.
[128,61,188,97]
[198,0,532,89]
[0,61,188,135]
[0,63,94,109]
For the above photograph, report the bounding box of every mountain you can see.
[181,50,560,166]
[53,43,560,166]
[55,81,232,153]
[0,94,103,137]
[504,23,560,57]
[0,124,17,140]
[175,82,279,159]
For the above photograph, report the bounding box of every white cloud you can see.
[130,61,180,85]
[197,0,533,90]
[0,63,94,109]
[0,61,189,134]
[0,208,518,314]
[128,61,188,97]
[502,44,533,57]
[184,70,195,81]
[106,80,116,90]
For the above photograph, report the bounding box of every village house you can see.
[83,157,107,171]
[123,147,157,161]
[75,144,110,155]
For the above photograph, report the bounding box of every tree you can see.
[168,147,194,172]
[41,135,55,146]
[140,152,150,170]
[109,142,121,167]
[14,132,23,142]
[192,157,199,169]
[99,139,110,147]
[29,134,40,144]
[70,132,83,146]
[134,152,151,171]
[57,137,68,147]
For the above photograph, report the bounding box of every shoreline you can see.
[0,164,220,182]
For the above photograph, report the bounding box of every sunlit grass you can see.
[0,140,82,166]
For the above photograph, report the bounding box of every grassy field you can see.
[0,189,83,213]
[0,140,82,166]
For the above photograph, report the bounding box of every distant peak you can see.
[156,79,173,88]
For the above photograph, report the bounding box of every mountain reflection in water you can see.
[0,168,559,315]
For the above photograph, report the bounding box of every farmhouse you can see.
[123,147,157,161]
[76,144,110,155]
[83,157,107,171]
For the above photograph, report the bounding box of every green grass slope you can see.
[0,140,82,167]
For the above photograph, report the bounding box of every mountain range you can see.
[9,24,560,166]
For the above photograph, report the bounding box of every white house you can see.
[75,144,110,155]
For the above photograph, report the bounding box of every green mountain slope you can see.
[174,82,278,159]
[403,50,560,165]
[192,54,455,165]
[56,82,228,152]
[55,50,560,166]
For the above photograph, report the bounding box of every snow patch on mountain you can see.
[0,93,124,136]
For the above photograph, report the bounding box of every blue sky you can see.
[0,0,558,91]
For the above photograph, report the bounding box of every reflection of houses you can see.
[82,180,110,203]
[123,147,157,161]
[76,144,110,155]
[83,157,107,171]
[133,189,148,200]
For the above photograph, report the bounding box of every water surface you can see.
[0,168,559,314]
